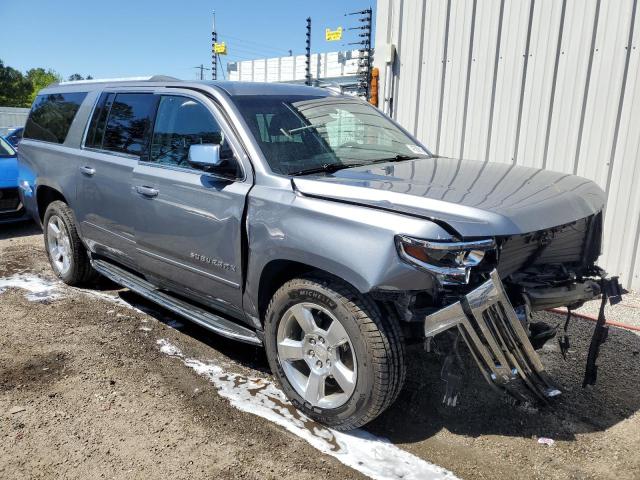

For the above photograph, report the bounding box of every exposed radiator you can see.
[497,214,600,278]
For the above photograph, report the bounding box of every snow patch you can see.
[0,274,63,302]
[157,339,457,480]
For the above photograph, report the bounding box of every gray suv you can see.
[18,78,620,430]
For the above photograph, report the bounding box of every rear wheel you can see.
[43,201,97,286]
[264,273,406,430]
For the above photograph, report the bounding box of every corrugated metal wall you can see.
[375,0,640,290]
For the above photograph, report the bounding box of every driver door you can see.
[132,90,249,318]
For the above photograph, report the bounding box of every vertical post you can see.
[305,17,312,86]
[364,8,373,99]
[346,7,373,99]
[211,11,218,81]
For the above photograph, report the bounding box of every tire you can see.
[43,200,97,286]
[264,273,406,430]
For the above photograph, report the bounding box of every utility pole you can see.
[305,17,312,86]
[211,11,218,80]
[193,64,210,80]
[346,8,373,99]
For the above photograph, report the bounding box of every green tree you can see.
[26,67,61,103]
[0,59,32,107]
[68,73,84,81]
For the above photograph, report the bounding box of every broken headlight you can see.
[395,235,496,285]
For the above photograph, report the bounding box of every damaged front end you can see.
[414,213,624,405]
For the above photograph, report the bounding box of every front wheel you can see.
[264,274,406,430]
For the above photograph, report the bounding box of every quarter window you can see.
[149,95,238,176]
[23,92,87,144]
[85,92,115,149]
[102,93,155,156]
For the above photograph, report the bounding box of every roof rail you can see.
[57,75,180,86]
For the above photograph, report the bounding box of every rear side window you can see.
[23,92,87,144]
[102,93,155,156]
[85,92,115,149]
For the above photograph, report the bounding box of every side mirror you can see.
[188,144,222,169]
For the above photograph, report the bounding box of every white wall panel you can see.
[375,0,640,289]
[461,0,502,161]
[545,0,599,175]
[578,1,635,187]
[414,0,449,147]
[438,0,474,156]
[487,0,531,165]
[516,0,564,169]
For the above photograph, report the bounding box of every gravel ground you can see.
[1,221,639,480]
[554,290,640,331]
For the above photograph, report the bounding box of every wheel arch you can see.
[36,185,67,222]
[256,258,369,324]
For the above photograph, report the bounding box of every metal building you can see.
[374,0,640,290]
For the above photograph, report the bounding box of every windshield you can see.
[232,95,431,175]
[0,137,16,156]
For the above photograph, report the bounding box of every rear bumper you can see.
[424,269,561,403]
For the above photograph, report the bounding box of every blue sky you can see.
[1,0,375,80]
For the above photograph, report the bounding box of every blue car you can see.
[6,127,23,149]
[0,136,28,223]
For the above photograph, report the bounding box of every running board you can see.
[91,259,262,345]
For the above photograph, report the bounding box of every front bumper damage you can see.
[425,270,561,404]
[424,269,622,405]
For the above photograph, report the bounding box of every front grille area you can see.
[424,270,560,402]
[497,214,601,278]
[0,188,21,213]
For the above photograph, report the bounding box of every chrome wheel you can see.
[277,302,357,409]
[47,215,72,276]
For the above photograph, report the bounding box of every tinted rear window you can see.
[23,92,87,144]
[85,92,115,149]
[102,93,155,156]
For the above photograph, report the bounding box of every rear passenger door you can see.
[132,90,250,318]
[75,91,157,268]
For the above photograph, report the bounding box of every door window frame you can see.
[140,89,247,182]
[80,87,157,161]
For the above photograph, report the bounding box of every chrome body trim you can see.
[424,269,561,403]
[92,258,260,345]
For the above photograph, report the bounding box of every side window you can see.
[23,92,87,144]
[85,92,115,149]
[102,93,155,156]
[149,95,238,176]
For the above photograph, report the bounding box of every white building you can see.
[227,50,365,88]
[375,0,640,289]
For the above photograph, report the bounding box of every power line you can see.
[215,31,292,54]
[192,64,210,80]
[223,44,285,58]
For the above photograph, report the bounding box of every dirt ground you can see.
[1,222,639,480]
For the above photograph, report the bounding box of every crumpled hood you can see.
[292,157,606,237]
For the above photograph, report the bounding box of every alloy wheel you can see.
[277,302,357,409]
[47,215,72,276]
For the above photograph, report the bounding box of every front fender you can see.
[243,185,451,318]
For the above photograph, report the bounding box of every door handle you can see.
[79,165,95,176]
[135,185,159,198]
